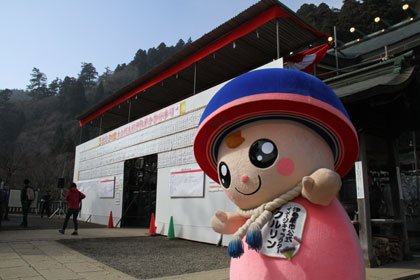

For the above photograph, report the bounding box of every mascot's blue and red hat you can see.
[194,68,358,183]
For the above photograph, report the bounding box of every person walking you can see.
[59,183,85,235]
[21,179,35,227]
[40,190,51,218]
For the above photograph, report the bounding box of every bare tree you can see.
[29,155,60,192]
[0,144,28,187]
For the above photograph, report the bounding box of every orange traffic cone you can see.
[108,211,114,228]
[148,213,157,236]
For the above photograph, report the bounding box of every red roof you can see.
[78,0,328,130]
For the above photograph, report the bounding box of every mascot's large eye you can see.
[249,139,278,168]
[218,162,231,189]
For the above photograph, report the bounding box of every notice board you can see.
[99,177,115,198]
[170,168,204,197]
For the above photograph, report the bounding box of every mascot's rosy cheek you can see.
[194,68,365,280]
[276,158,294,176]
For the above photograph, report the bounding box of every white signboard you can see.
[355,161,365,199]
[170,168,204,197]
[99,178,115,198]
[8,189,38,208]
[260,202,307,260]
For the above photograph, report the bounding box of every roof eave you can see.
[78,0,328,127]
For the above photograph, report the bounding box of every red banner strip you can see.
[170,169,203,175]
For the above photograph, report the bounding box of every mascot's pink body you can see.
[230,197,364,280]
[194,69,366,279]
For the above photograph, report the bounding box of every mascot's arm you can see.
[301,168,342,206]
[211,210,247,234]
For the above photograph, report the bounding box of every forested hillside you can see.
[0,39,190,192]
[296,0,420,42]
[0,0,419,194]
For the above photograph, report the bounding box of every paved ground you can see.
[0,227,228,280]
[59,236,230,279]
[0,213,105,231]
[2,214,420,279]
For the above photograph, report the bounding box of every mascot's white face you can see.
[217,119,335,210]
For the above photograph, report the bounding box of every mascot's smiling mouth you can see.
[235,175,262,196]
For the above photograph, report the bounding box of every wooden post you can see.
[391,137,410,257]
[334,26,339,75]
[356,132,377,267]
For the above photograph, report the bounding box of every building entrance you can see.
[121,154,157,227]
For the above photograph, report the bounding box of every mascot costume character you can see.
[193,68,365,279]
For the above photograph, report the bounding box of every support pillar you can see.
[334,26,339,75]
[356,131,377,267]
[391,137,410,257]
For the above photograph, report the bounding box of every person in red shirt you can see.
[59,182,86,235]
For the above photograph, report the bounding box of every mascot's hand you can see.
[301,168,342,206]
[211,211,247,234]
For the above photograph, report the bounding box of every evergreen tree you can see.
[175,38,186,49]
[58,76,76,107]
[52,124,65,153]
[48,78,62,96]
[147,44,164,69]
[0,89,25,145]
[59,76,87,114]
[72,80,87,114]
[94,81,106,103]
[62,136,75,153]
[0,89,12,108]
[27,67,49,98]
[360,0,409,33]
[297,3,338,36]
[297,0,419,43]
[99,67,113,83]
[114,63,127,73]
[131,49,149,76]
[78,62,98,89]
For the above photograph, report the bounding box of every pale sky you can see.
[0,0,343,90]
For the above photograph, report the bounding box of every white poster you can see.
[355,161,365,199]
[99,178,115,198]
[115,176,124,205]
[208,176,224,192]
[170,168,204,197]
[115,190,121,205]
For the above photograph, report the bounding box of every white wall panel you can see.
[73,59,283,242]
